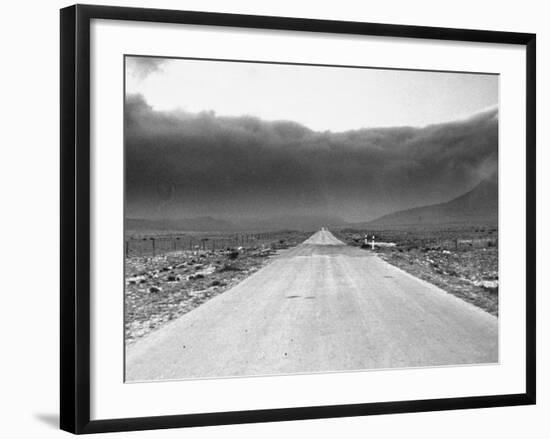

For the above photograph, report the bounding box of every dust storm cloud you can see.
[125,93,497,223]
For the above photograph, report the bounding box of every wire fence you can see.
[126,231,498,258]
[340,230,499,252]
[374,237,499,251]
[125,232,281,258]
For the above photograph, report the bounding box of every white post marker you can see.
[371,235,375,250]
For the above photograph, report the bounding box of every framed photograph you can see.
[60,4,536,434]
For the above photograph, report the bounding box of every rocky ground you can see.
[125,232,308,344]
[335,227,499,316]
[377,247,498,315]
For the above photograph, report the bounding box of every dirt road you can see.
[126,229,498,381]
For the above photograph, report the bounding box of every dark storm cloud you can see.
[126,57,167,80]
[125,94,498,221]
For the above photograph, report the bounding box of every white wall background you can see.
[0,0,547,437]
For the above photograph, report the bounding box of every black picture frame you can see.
[60,4,536,434]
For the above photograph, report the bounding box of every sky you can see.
[124,56,498,225]
[126,56,498,132]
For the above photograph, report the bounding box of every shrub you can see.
[218,263,242,272]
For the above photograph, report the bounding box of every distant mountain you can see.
[366,178,498,227]
[125,216,236,232]
[126,214,347,233]
[242,214,347,232]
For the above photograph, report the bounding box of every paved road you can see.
[126,229,498,382]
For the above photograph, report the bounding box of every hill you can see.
[366,178,498,227]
